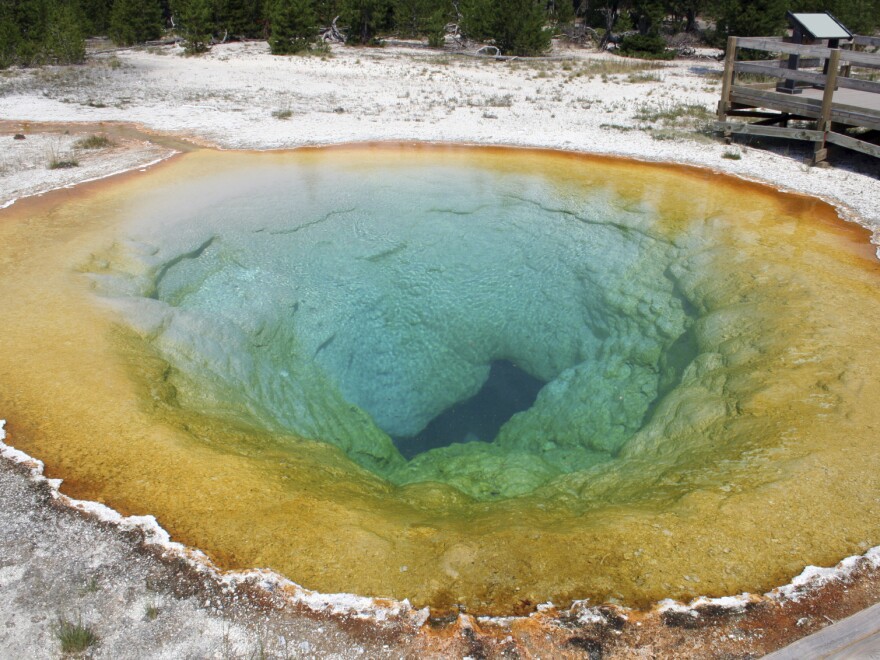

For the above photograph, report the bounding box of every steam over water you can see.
[2,145,880,613]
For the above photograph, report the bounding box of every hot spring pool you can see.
[1,144,879,614]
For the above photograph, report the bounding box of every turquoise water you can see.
[98,157,697,499]
[12,145,880,610]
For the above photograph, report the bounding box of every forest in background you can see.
[1,0,879,67]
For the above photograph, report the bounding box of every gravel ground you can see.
[0,128,172,209]
[0,455,427,659]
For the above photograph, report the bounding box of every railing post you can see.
[718,37,738,144]
[813,48,841,165]
[717,36,738,123]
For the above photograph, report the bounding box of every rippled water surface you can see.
[2,145,879,614]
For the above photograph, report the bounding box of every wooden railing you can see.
[852,35,880,49]
[716,36,880,163]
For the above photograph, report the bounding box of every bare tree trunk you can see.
[321,16,344,43]
[685,8,697,33]
[598,1,619,49]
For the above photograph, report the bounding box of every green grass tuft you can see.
[567,59,664,80]
[79,576,99,594]
[600,123,636,132]
[75,135,113,149]
[145,602,160,620]
[634,102,711,124]
[48,158,79,169]
[54,617,98,654]
[626,72,662,84]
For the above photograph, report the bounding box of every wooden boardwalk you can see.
[716,35,880,164]
[765,602,880,659]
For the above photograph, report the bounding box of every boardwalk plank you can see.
[764,602,880,659]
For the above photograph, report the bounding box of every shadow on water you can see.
[392,360,546,460]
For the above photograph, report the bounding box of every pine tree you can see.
[269,0,318,53]
[109,0,164,45]
[11,0,50,64]
[458,0,493,42]
[668,0,704,33]
[214,0,264,38]
[392,0,437,37]
[426,7,448,47]
[0,9,20,69]
[493,0,550,55]
[629,0,664,35]
[44,2,86,63]
[461,0,550,56]
[341,0,389,44]
[175,0,214,53]
[712,0,786,40]
[80,0,115,35]
[314,0,343,27]
[547,0,574,27]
